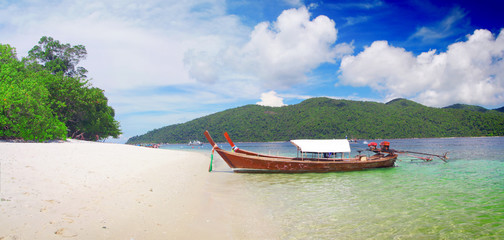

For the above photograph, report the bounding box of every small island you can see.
[127,97,504,144]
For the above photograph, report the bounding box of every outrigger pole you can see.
[395,150,449,162]
[365,141,448,163]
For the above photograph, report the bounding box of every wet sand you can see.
[0,140,277,239]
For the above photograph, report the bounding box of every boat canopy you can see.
[290,139,351,153]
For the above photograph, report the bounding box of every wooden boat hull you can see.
[205,131,396,173]
[215,147,396,173]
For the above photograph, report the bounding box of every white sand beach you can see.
[0,140,277,239]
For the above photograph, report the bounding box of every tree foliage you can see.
[1,44,67,141]
[0,37,121,142]
[27,36,88,78]
[127,97,504,144]
[37,71,121,140]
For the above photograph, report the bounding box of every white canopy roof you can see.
[290,139,351,153]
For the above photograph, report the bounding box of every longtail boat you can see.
[204,131,398,173]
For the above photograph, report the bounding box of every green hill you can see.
[444,103,488,112]
[126,98,504,144]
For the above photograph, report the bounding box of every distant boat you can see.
[346,135,358,143]
[204,131,397,173]
[188,140,203,146]
[143,143,159,148]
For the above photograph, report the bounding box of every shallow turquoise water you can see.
[162,137,504,239]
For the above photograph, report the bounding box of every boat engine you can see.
[368,142,378,151]
[380,141,390,152]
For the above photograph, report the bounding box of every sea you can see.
[161,137,504,239]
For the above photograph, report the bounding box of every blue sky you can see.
[1,0,503,142]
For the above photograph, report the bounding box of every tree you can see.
[24,36,122,141]
[37,72,121,140]
[27,36,88,78]
[1,44,67,141]
[1,37,122,141]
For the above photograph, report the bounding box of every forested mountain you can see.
[126,98,504,144]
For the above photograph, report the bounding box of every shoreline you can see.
[0,140,277,239]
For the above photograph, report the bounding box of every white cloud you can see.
[257,91,287,107]
[339,29,504,107]
[0,0,247,91]
[186,6,354,90]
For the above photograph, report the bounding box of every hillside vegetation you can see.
[126,98,504,144]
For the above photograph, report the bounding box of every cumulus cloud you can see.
[339,29,504,107]
[257,91,287,107]
[186,6,354,90]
